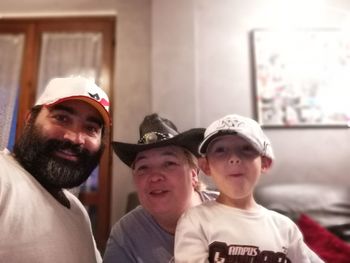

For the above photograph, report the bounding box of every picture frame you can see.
[252,29,350,128]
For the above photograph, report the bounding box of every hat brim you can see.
[112,128,205,167]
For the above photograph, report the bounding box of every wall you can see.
[152,0,198,128]
[110,0,151,225]
[151,0,350,192]
[195,0,350,186]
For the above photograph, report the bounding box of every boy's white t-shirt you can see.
[174,200,324,263]
[0,150,102,263]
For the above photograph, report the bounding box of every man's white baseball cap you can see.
[35,76,110,126]
[198,114,274,160]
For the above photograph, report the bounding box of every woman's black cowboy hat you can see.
[112,113,205,167]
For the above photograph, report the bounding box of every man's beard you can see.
[13,122,104,190]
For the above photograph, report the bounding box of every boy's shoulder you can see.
[185,199,217,214]
[261,205,297,226]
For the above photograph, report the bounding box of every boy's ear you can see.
[198,157,211,176]
[261,156,272,173]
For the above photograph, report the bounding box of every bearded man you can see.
[0,76,110,263]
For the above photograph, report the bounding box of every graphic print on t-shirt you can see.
[208,241,291,263]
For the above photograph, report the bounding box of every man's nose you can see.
[63,129,85,145]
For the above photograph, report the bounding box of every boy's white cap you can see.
[198,114,274,160]
[35,76,110,126]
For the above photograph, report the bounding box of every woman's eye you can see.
[134,165,148,173]
[164,161,177,167]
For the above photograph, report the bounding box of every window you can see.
[0,17,115,252]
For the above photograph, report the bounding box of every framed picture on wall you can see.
[252,29,350,128]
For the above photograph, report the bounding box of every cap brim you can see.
[199,129,274,160]
[198,130,238,155]
[112,128,205,167]
[45,96,111,127]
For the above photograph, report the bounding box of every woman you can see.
[103,114,216,263]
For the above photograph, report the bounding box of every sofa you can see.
[254,183,350,262]
[125,183,350,261]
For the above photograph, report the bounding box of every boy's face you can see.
[200,134,271,209]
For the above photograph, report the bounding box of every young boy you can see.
[174,114,324,263]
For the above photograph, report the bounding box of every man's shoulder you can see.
[0,149,13,164]
[0,150,27,180]
[0,148,11,154]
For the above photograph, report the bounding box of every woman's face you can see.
[132,145,198,222]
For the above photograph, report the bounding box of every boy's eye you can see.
[215,147,226,153]
[239,145,259,157]
[210,146,228,155]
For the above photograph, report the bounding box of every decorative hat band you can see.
[138,132,174,144]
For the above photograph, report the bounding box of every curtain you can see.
[37,32,103,191]
[36,32,103,98]
[0,34,24,150]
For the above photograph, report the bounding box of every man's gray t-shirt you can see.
[103,191,216,263]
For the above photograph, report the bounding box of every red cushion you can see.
[297,214,350,263]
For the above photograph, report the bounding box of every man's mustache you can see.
[45,139,90,159]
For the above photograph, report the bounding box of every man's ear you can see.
[261,156,272,173]
[25,110,32,124]
[198,157,211,176]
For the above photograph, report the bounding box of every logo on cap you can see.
[89,92,100,101]
[217,117,243,130]
[88,92,110,107]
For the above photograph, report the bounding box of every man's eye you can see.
[86,125,101,135]
[53,114,68,123]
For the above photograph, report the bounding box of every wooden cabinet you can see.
[0,17,115,252]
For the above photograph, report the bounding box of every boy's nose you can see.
[228,152,241,165]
